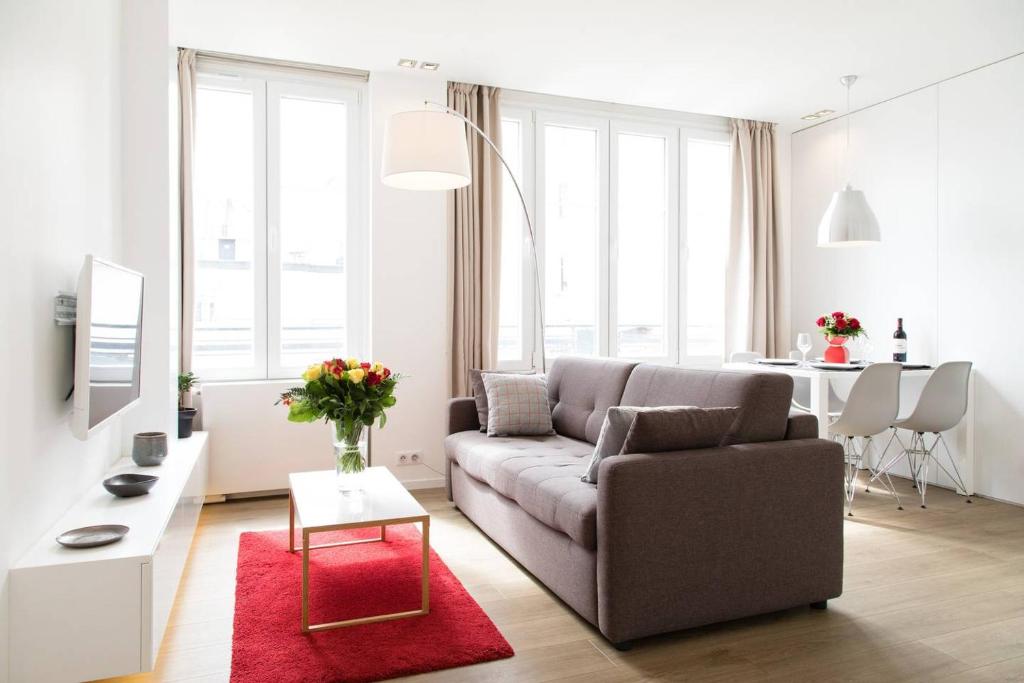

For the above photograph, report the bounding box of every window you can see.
[192,62,366,380]
[498,99,730,368]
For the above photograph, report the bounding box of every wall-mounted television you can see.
[72,255,144,440]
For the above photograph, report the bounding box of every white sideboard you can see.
[10,432,209,683]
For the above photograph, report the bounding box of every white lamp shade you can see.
[817,183,881,247]
[381,110,471,190]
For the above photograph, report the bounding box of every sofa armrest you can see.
[596,438,844,644]
[785,411,819,440]
[447,397,480,435]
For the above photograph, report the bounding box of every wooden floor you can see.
[107,477,1024,683]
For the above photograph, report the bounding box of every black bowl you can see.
[103,473,159,498]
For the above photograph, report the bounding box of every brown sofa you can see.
[444,356,844,648]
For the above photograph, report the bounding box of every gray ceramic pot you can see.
[132,432,168,466]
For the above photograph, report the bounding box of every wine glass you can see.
[796,333,813,363]
[857,336,874,364]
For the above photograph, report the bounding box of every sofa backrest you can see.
[546,356,639,444]
[619,364,794,444]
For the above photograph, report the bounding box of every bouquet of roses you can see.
[277,358,399,474]
[816,311,866,339]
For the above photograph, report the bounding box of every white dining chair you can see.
[789,351,847,416]
[730,351,764,363]
[869,361,973,508]
[828,362,904,516]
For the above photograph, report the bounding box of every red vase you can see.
[824,336,850,363]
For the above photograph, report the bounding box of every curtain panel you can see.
[447,82,502,397]
[725,118,787,358]
[177,48,197,379]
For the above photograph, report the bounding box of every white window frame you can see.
[535,110,610,360]
[679,129,732,368]
[194,60,368,381]
[495,107,536,371]
[610,120,680,365]
[498,92,730,370]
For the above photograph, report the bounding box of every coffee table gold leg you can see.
[288,489,295,553]
[421,517,430,614]
[301,529,310,632]
[380,525,386,542]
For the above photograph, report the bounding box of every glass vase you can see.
[333,421,367,495]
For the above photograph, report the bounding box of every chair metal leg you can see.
[917,433,930,508]
[859,436,902,510]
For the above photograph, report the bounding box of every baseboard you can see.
[398,476,445,491]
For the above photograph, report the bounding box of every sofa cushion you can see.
[444,431,598,548]
[620,406,739,454]
[620,365,793,445]
[580,406,638,484]
[546,356,639,444]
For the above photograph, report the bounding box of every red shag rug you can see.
[230,525,514,682]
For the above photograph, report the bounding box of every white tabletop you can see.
[288,467,427,530]
[722,361,935,379]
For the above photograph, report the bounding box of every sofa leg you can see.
[810,600,828,610]
[612,640,633,651]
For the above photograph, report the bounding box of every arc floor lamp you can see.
[380,102,546,372]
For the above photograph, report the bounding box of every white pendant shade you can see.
[817,183,881,247]
[381,110,471,190]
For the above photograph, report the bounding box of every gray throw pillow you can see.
[620,406,739,454]
[470,369,535,432]
[482,373,555,437]
[581,406,740,484]
[581,406,643,484]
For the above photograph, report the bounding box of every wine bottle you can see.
[893,318,908,362]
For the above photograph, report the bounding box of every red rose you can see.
[835,318,848,330]
[816,316,826,327]
[832,311,845,320]
[382,368,391,379]
[360,362,371,370]
[849,318,861,330]
[367,372,382,386]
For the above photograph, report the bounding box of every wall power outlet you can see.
[397,450,422,466]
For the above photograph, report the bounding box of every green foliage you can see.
[177,372,198,409]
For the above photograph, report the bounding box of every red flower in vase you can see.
[835,318,848,330]
[816,316,827,327]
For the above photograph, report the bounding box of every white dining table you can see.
[722,361,975,495]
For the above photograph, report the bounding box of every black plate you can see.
[103,473,159,497]
[56,524,129,549]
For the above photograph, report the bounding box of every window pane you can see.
[498,118,523,362]
[277,95,348,370]
[616,133,667,358]
[193,86,256,373]
[543,124,599,358]
[686,139,731,358]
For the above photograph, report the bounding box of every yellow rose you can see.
[301,364,323,381]
[348,368,365,383]
[371,361,383,374]
[346,357,360,369]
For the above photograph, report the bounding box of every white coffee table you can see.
[287,466,430,633]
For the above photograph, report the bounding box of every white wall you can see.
[790,54,1024,504]
[119,0,177,444]
[0,2,125,679]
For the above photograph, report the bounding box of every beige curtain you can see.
[725,119,787,358]
[448,83,502,397]
[177,48,197,377]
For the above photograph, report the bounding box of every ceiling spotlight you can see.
[801,113,820,121]
[398,58,418,68]
[420,62,440,71]
[814,109,835,117]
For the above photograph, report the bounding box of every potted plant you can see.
[178,372,199,438]
[277,359,399,494]
[815,311,866,363]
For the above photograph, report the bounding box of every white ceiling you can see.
[171,0,1024,124]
